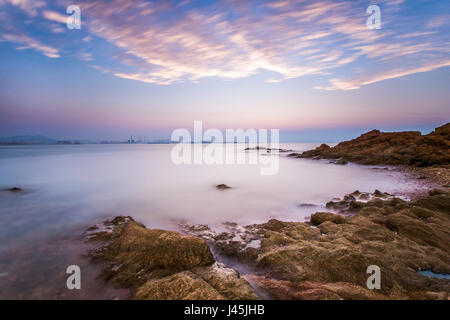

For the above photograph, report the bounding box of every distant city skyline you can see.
[0,0,449,141]
[0,121,447,144]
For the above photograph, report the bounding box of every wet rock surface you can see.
[182,190,450,299]
[86,216,259,300]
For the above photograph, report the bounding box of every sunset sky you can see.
[0,0,449,141]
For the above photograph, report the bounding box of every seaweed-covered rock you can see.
[135,271,224,300]
[206,191,450,299]
[89,219,214,287]
[192,263,260,300]
[86,217,258,300]
[310,212,347,226]
[135,263,260,300]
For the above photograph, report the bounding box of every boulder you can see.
[135,271,224,300]
[87,217,259,300]
[310,212,347,226]
[216,184,231,190]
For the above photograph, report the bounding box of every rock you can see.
[135,263,259,300]
[326,200,348,210]
[298,123,450,167]
[209,191,450,299]
[335,159,348,165]
[429,189,447,196]
[2,187,23,193]
[88,217,215,287]
[287,152,301,158]
[298,203,317,208]
[216,184,231,190]
[245,147,292,153]
[408,166,450,187]
[358,193,370,200]
[310,212,347,226]
[87,217,259,300]
[135,271,224,300]
[192,263,260,300]
[373,190,387,198]
[351,190,362,197]
[325,190,402,213]
[246,275,386,300]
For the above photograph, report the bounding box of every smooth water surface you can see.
[0,143,426,298]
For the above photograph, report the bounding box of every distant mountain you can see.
[0,135,57,144]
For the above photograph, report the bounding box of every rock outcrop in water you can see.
[85,216,259,300]
[289,123,450,167]
[1,187,23,193]
[216,184,232,190]
[244,147,293,153]
[184,190,450,299]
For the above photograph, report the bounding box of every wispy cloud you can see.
[42,10,67,24]
[314,60,450,91]
[0,0,449,89]
[0,0,45,16]
[1,33,60,58]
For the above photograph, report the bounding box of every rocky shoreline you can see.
[85,187,450,300]
[84,124,450,300]
[288,123,450,196]
[288,123,450,167]
[85,216,259,300]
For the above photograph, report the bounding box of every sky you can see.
[0,0,449,142]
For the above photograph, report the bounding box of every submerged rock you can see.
[216,184,231,190]
[86,217,258,300]
[245,146,292,153]
[2,187,23,193]
[8,187,22,192]
[297,203,317,208]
